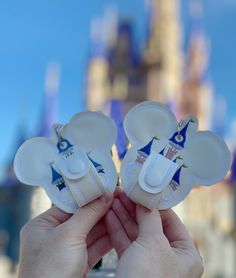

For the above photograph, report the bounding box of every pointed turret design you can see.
[169,119,193,150]
[87,154,105,174]
[57,137,74,154]
[138,137,157,157]
[159,146,165,156]
[135,136,158,165]
[169,165,183,191]
[50,165,66,191]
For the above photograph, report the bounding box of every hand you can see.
[18,193,113,278]
[105,192,204,278]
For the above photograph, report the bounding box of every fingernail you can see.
[99,193,112,203]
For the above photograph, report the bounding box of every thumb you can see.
[136,205,164,240]
[63,193,113,236]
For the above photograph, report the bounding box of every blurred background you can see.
[0,0,236,277]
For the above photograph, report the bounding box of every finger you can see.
[62,193,113,236]
[105,209,131,258]
[118,192,136,218]
[160,209,195,249]
[114,186,122,197]
[112,198,138,241]
[136,205,167,242]
[87,234,112,269]
[33,206,72,228]
[86,219,107,247]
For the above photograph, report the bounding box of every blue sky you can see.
[0,0,236,174]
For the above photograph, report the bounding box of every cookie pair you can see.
[14,101,232,212]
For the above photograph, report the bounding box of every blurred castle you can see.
[0,0,235,277]
[86,0,213,161]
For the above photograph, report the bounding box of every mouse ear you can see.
[183,131,232,185]
[63,111,117,152]
[14,138,57,186]
[124,101,178,145]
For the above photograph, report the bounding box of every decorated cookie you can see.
[120,101,232,210]
[14,112,118,213]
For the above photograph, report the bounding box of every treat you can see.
[120,101,232,210]
[14,112,118,213]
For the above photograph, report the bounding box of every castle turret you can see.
[87,154,105,174]
[50,165,66,191]
[169,164,184,191]
[87,8,118,112]
[181,0,213,130]
[38,62,60,137]
[135,136,158,164]
[57,137,73,154]
[143,0,183,111]
[169,119,193,150]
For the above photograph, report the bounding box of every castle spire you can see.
[57,137,73,154]
[138,136,158,157]
[169,164,184,191]
[181,0,213,130]
[143,0,183,106]
[169,120,193,149]
[50,165,66,191]
[87,154,105,174]
[38,62,60,137]
[159,146,165,156]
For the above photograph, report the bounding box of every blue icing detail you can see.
[172,166,182,185]
[98,168,105,174]
[138,137,158,157]
[87,154,105,174]
[159,147,165,156]
[169,120,193,149]
[57,137,73,154]
[50,165,66,191]
[173,156,181,163]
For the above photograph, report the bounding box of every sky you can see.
[0,0,236,175]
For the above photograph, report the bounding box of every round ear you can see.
[183,131,232,185]
[63,112,117,151]
[124,101,178,144]
[14,137,57,186]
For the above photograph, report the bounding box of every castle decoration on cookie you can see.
[57,137,74,155]
[121,101,232,210]
[131,118,193,195]
[135,136,159,165]
[87,153,105,174]
[50,164,66,191]
[14,111,118,213]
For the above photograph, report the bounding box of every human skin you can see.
[18,189,204,278]
[18,193,114,278]
[105,191,204,278]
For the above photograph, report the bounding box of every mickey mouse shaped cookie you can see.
[14,112,118,213]
[120,101,232,210]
